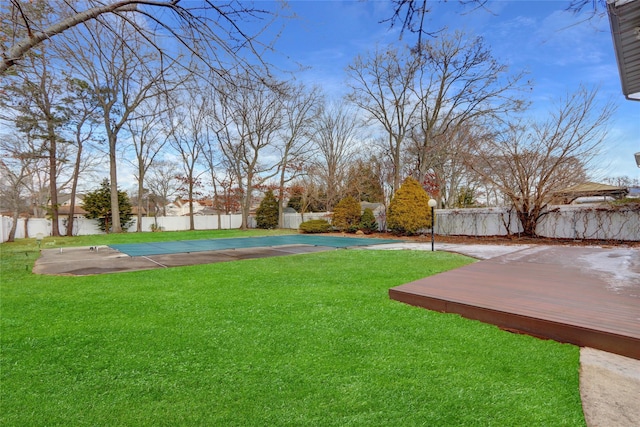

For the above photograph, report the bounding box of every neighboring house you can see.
[165,199,207,216]
[194,198,220,216]
[360,202,385,215]
[57,205,89,216]
[551,182,629,205]
[54,193,146,217]
[131,206,147,216]
[58,194,85,208]
[54,194,87,217]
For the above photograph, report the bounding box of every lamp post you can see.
[428,198,437,252]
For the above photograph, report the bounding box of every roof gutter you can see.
[607,0,640,101]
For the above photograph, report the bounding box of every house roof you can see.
[57,206,88,215]
[360,202,384,212]
[552,181,629,204]
[607,0,640,101]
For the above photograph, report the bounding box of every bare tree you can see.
[0,21,70,235]
[199,119,225,230]
[312,101,361,210]
[346,45,422,194]
[385,1,601,47]
[466,86,615,236]
[2,0,281,76]
[409,30,528,204]
[602,176,640,188]
[126,100,172,232]
[212,74,285,229]
[60,17,169,232]
[0,134,37,241]
[384,0,489,46]
[275,83,321,227]
[146,160,179,218]
[409,121,486,208]
[60,77,102,236]
[168,88,209,231]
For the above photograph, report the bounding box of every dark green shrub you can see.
[332,196,361,233]
[299,219,332,233]
[256,189,279,229]
[359,208,378,234]
[83,179,133,233]
[388,176,432,236]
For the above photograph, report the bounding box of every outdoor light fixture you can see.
[635,152,640,168]
[36,233,44,249]
[428,198,437,252]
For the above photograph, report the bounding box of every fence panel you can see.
[2,206,638,242]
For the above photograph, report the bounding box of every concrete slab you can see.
[362,242,532,259]
[32,244,339,276]
[580,347,640,427]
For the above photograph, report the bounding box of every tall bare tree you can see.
[61,77,102,236]
[312,102,361,210]
[199,116,225,230]
[466,86,615,236]
[385,1,600,47]
[2,0,282,76]
[409,30,528,204]
[126,100,172,231]
[410,120,485,208]
[168,88,209,231]
[275,83,321,227]
[146,160,179,218]
[346,45,422,194]
[0,134,38,241]
[212,74,285,229]
[60,17,168,232]
[1,11,69,235]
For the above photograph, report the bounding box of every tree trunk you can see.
[189,200,195,231]
[7,212,19,243]
[48,122,60,237]
[66,141,84,237]
[109,134,122,233]
[188,181,195,231]
[136,164,144,232]
[240,192,249,230]
[278,173,286,229]
[517,210,538,237]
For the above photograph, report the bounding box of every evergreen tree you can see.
[332,196,361,233]
[256,189,279,229]
[359,207,378,234]
[345,159,385,203]
[455,186,476,208]
[388,176,432,235]
[83,179,133,233]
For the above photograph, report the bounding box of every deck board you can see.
[389,246,640,360]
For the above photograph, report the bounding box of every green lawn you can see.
[1,231,585,426]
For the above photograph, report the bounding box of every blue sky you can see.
[265,0,640,181]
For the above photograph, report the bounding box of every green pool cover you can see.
[109,235,401,257]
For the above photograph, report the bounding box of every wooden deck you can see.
[389,246,640,360]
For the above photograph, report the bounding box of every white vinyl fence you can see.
[0,212,332,242]
[2,205,638,242]
[434,205,640,241]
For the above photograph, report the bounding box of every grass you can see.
[1,231,585,426]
